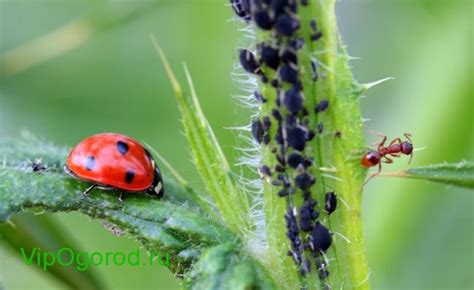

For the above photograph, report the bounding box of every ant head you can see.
[360,151,381,167]
[401,141,413,155]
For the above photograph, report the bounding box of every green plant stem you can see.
[258,1,371,289]
[311,1,370,289]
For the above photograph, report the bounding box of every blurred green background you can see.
[0,0,472,289]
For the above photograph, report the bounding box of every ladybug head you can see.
[148,167,164,198]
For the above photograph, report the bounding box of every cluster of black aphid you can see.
[231,0,339,282]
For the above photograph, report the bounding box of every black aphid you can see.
[317,122,324,134]
[287,152,305,168]
[324,191,337,214]
[303,158,313,168]
[311,32,323,41]
[263,133,270,144]
[254,91,266,103]
[310,59,318,81]
[300,199,318,231]
[275,164,285,172]
[307,129,315,141]
[254,10,274,30]
[278,188,289,197]
[281,49,298,65]
[272,109,282,121]
[300,259,311,276]
[310,222,332,253]
[315,99,329,113]
[286,126,307,151]
[260,44,280,70]
[279,64,299,84]
[230,0,251,21]
[251,118,264,143]
[262,116,271,130]
[295,172,315,190]
[310,19,317,31]
[239,49,261,74]
[275,14,300,37]
[288,37,305,50]
[271,79,280,88]
[260,165,272,177]
[283,87,303,113]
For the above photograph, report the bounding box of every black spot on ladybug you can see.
[325,191,337,214]
[315,99,329,113]
[116,141,129,155]
[125,170,135,184]
[85,156,96,171]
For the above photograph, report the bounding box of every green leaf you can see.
[402,161,474,188]
[0,214,104,290]
[150,35,253,235]
[184,243,276,290]
[0,136,236,275]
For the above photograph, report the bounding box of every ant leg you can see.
[383,156,393,164]
[390,152,401,157]
[404,133,413,143]
[83,185,96,196]
[119,192,125,203]
[404,133,414,164]
[389,138,402,146]
[364,162,382,186]
[368,130,387,149]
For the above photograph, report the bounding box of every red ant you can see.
[361,133,414,183]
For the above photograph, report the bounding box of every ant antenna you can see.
[404,133,414,164]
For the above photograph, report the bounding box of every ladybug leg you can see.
[119,192,125,203]
[83,185,96,196]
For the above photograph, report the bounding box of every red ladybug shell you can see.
[66,133,155,192]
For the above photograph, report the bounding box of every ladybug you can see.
[64,133,164,201]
